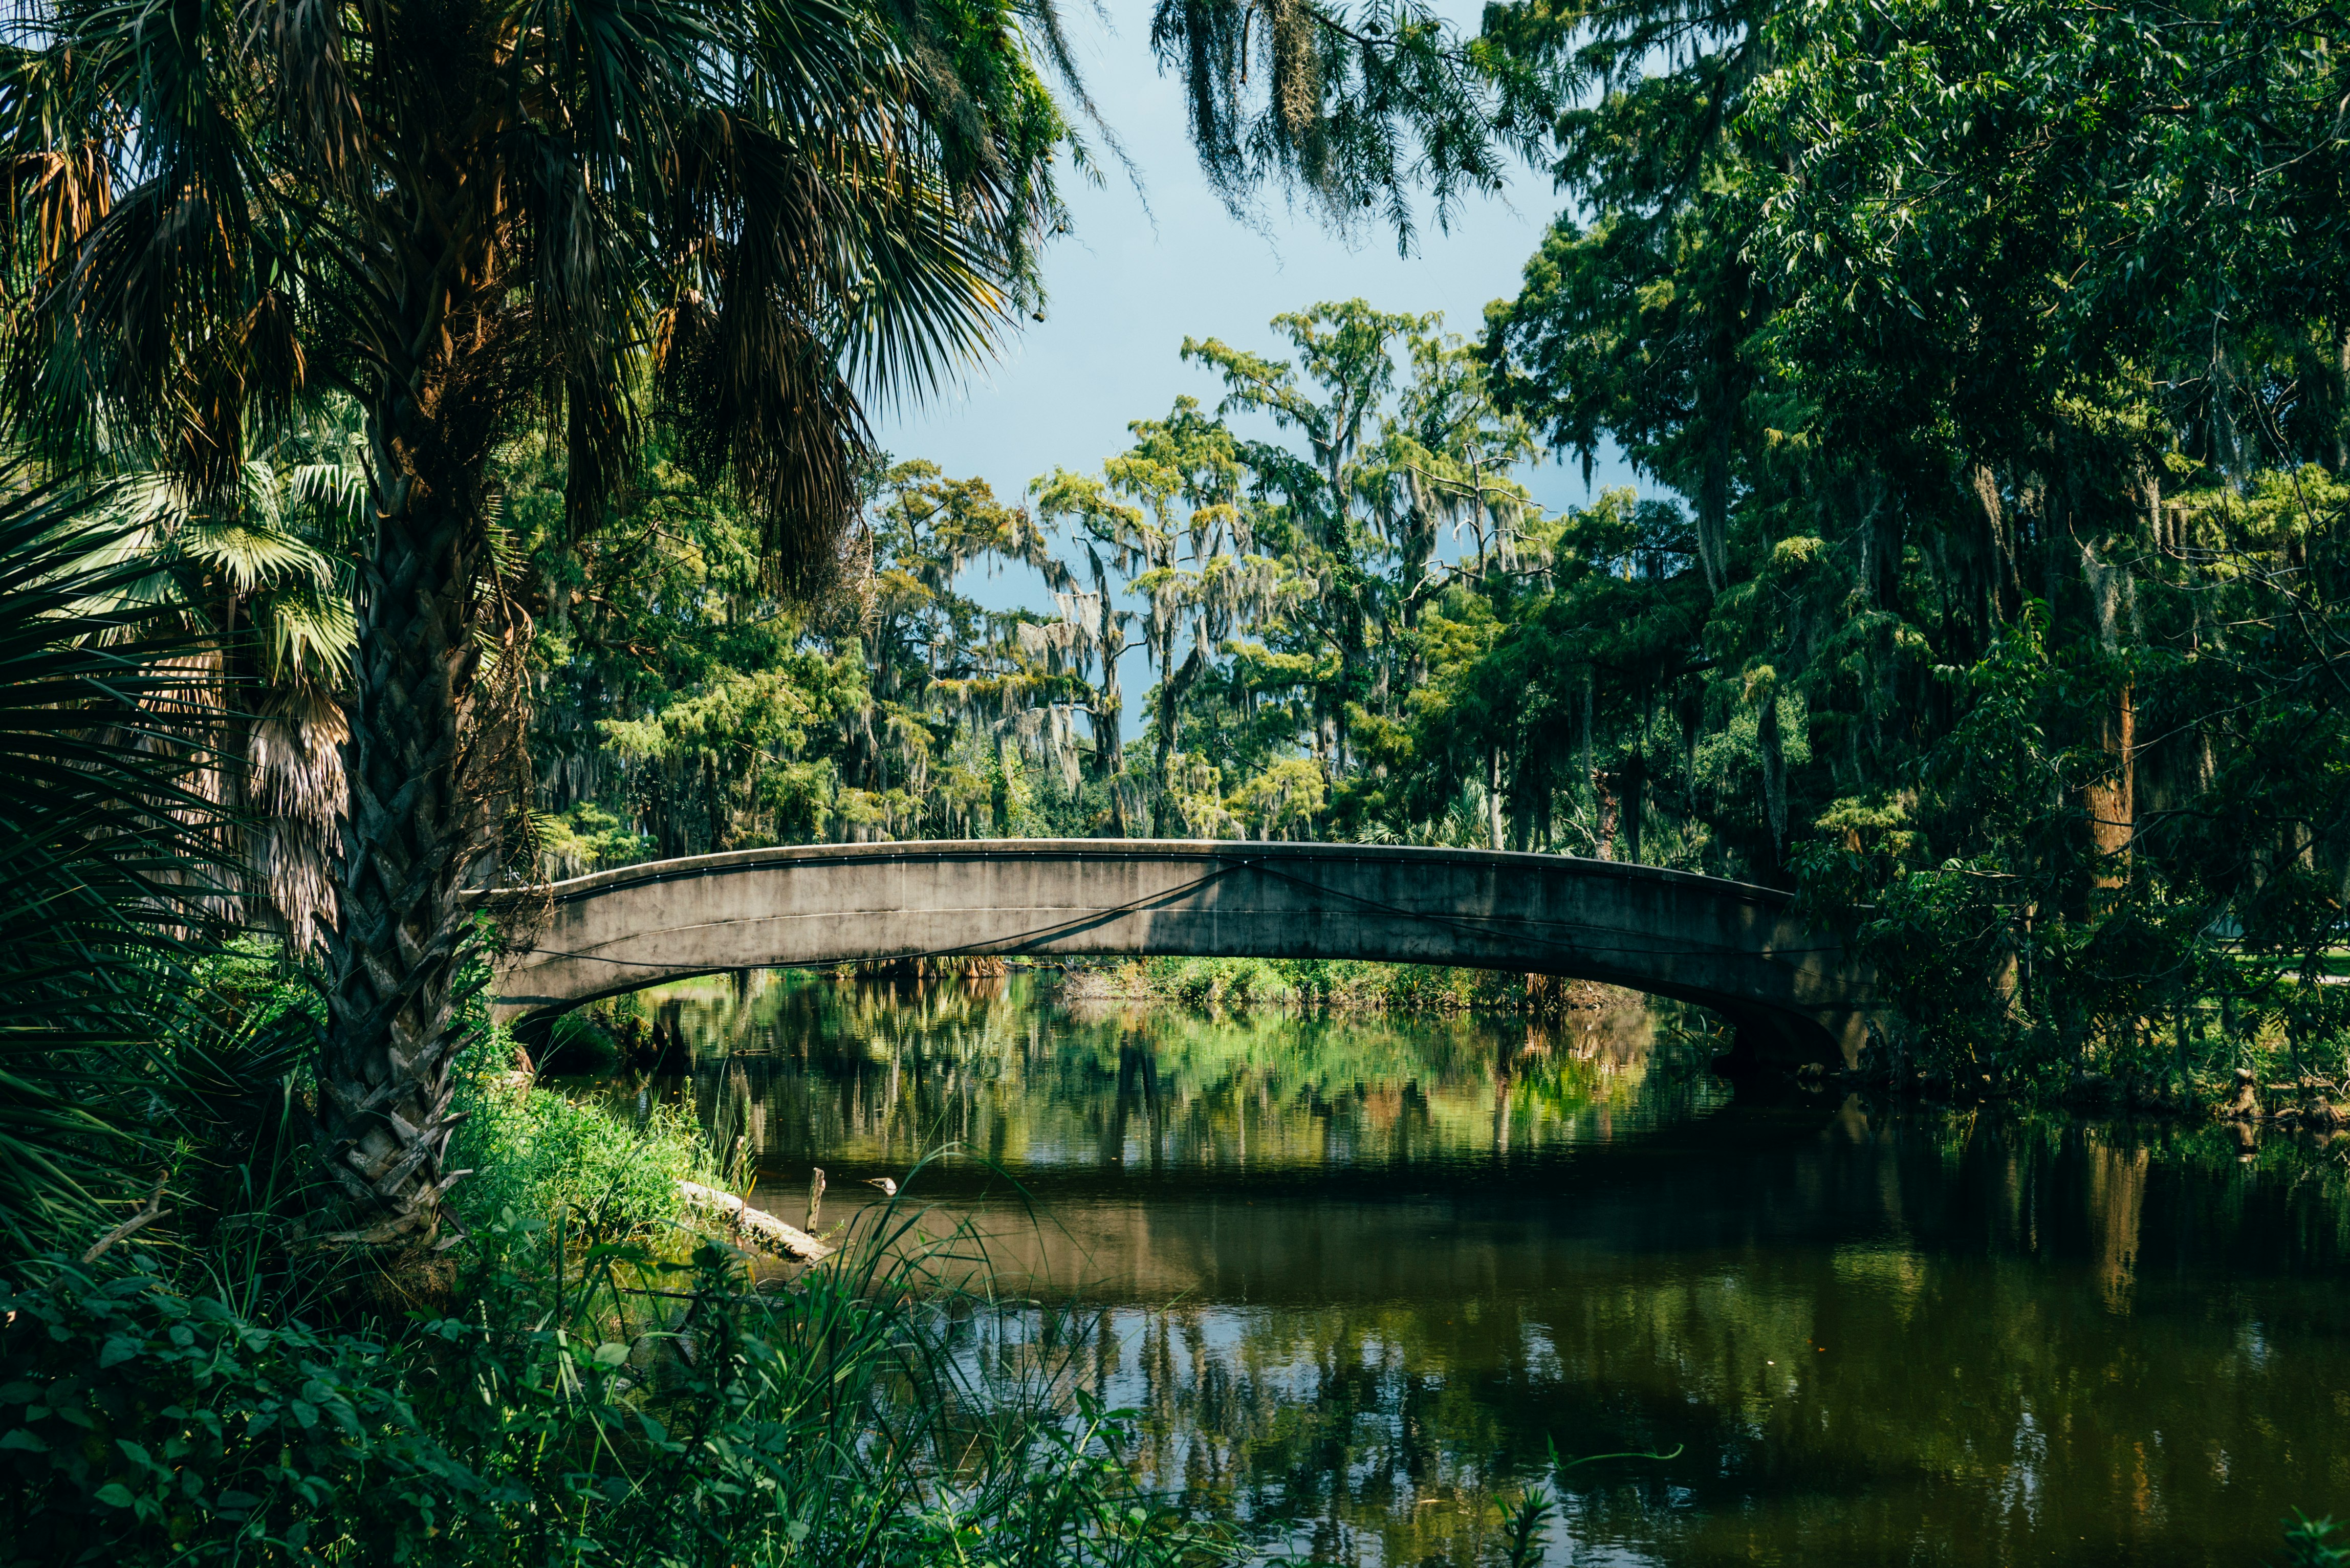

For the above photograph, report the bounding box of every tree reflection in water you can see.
[568,971,2350,1567]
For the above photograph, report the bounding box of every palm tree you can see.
[3,0,1072,1243]
[94,408,367,952]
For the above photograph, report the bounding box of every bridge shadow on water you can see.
[555,969,2350,1568]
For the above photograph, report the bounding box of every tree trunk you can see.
[317,472,493,1247]
[1696,423,1730,595]
[1621,754,1645,865]
[1154,644,1205,775]
[1487,746,1505,851]
[2085,681,2134,889]
[1088,575,1123,783]
[1969,463,2018,626]
[1758,690,1787,868]
[2336,325,2349,474]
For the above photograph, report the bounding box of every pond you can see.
[565,969,2350,1567]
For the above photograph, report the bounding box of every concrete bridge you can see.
[485,840,1878,1069]
[486,846,1880,1067]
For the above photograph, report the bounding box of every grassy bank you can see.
[1806,989,2349,1131]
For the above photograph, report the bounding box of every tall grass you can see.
[2282,1516,2347,1567]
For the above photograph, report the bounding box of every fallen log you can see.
[678,1181,834,1262]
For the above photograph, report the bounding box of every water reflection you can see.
[575,971,2350,1567]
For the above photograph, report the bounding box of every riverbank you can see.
[1771,1055,2347,1139]
[1046,954,1637,1016]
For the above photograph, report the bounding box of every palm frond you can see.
[0,468,244,1257]
[255,585,356,683]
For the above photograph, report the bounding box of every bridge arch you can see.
[486,840,1877,1069]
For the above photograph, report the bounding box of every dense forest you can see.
[506,0,2350,1097]
[4,0,2350,1556]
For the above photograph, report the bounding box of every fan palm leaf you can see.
[0,469,245,1257]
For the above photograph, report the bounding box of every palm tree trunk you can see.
[317,470,490,1246]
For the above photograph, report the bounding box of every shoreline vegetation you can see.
[1043,956,1632,1019]
[12,959,2340,1565]
[573,959,2348,1143]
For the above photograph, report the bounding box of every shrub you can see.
[0,1260,488,1565]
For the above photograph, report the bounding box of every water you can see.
[571,970,2350,1566]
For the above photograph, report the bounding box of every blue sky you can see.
[869,7,1644,716]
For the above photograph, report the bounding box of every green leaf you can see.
[93,1483,136,1508]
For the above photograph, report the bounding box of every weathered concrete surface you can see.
[484,840,1877,1068]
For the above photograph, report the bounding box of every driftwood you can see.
[82,1175,169,1265]
[678,1182,833,1262]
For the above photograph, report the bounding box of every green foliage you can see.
[532,803,655,881]
[446,1031,705,1237]
[1141,956,1296,1010]
[2281,1516,2349,1568]
[1146,0,1568,244]
[1342,0,2350,1082]
[519,296,1560,856]
[1493,1487,1555,1568]
[3,0,1077,568]
[517,441,873,861]
[6,0,1098,1240]
[0,1259,512,1564]
[0,475,331,1262]
[521,445,1116,856]
[0,1215,1232,1568]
